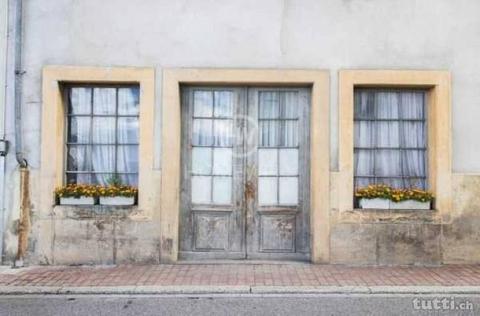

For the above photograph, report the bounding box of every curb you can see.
[1,285,480,295]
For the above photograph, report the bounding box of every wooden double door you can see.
[180,86,310,261]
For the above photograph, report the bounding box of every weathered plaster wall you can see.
[2,0,480,264]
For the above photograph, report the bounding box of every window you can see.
[65,85,140,186]
[354,89,427,190]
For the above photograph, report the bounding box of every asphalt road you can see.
[0,294,479,316]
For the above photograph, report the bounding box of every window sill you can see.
[52,204,143,220]
[332,208,441,224]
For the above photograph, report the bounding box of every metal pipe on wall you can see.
[0,0,9,264]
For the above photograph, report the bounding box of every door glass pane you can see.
[213,120,233,146]
[193,91,213,117]
[279,177,298,205]
[280,121,298,147]
[192,119,213,146]
[259,120,279,147]
[279,149,298,176]
[258,177,277,205]
[259,92,279,118]
[213,148,232,175]
[192,176,211,204]
[213,176,232,204]
[192,147,212,174]
[93,88,116,115]
[214,91,233,118]
[258,149,278,176]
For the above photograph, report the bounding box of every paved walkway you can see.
[1,263,480,288]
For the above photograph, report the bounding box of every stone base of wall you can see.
[330,209,442,265]
[26,206,161,265]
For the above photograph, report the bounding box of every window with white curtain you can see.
[354,89,427,190]
[65,85,140,186]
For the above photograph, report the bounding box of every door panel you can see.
[246,88,310,260]
[179,87,246,260]
[180,86,310,261]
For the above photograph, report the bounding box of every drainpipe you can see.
[0,0,8,264]
[10,0,29,268]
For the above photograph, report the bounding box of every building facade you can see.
[1,0,480,265]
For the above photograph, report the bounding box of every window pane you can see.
[402,122,426,148]
[92,117,116,144]
[66,145,91,171]
[375,150,401,176]
[67,117,91,143]
[93,88,116,115]
[213,148,232,175]
[376,122,400,148]
[280,120,298,147]
[281,92,298,118]
[92,145,116,172]
[258,177,277,205]
[402,150,426,177]
[192,119,213,146]
[400,91,425,119]
[259,120,279,147]
[214,91,233,118]
[213,176,232,204]
[193,91,213,117]
[192,176,211,204]
[118,87,140,115]
[354,121,375,147]
[354,90,375,119]
[354,149,374,176]
[119,174,138,186]
[279,149,298,176]
[376,92,400,119]
[279,177,298,205]
[213,120,233,146]
[66,173,91,185]
[69,88,91,115]
[117,145,139,173]
[259,92,279,118]
[192,147,212,174]
[258,149,278,176]
[118,117,139,144]
[92,173,114,186]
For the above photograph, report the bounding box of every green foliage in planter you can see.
[355,184,434,202]
[55,184,99,198]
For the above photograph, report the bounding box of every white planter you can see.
[99,196,135,206]
[359,198,390,209]
[390,200,430,210]
[59,196,95,205]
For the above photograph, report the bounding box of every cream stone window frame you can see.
[160,69,330,263]
[338,70,452,215]
[41,66,157,218]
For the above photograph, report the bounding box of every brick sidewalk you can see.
[1,264,480,288]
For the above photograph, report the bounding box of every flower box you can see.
[59,196,95,205]
[99,196,135,206]
[359,198,430,210]
[359,198,390,209]
[389,200,430,210]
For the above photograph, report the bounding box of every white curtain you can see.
[354,90,427,189]
[92,88,116,185]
